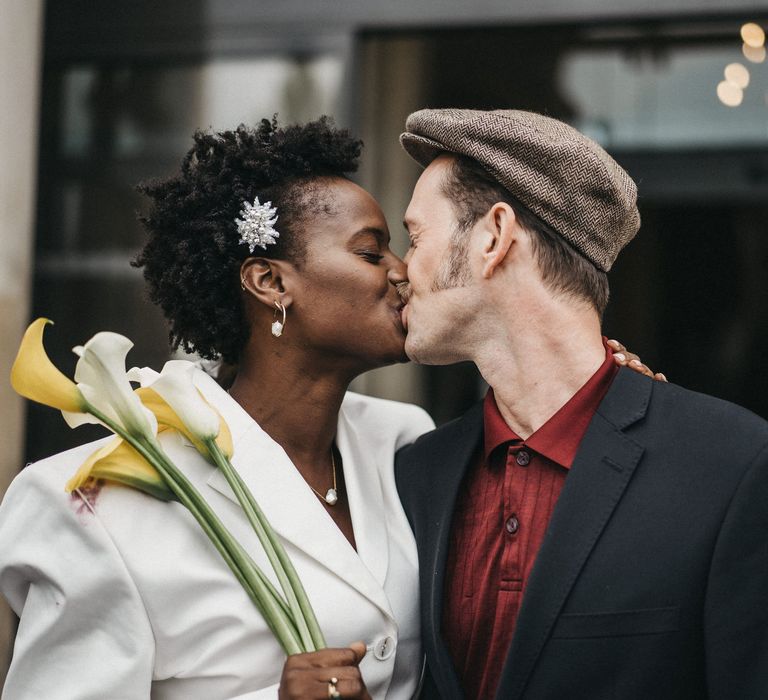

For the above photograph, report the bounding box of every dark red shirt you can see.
[442,347,618,700]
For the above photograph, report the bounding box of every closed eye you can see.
[360,251,384,263]
[403,221,417,249]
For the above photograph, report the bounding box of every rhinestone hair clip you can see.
[235,197,280,252]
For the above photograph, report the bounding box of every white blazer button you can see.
[373,636,396,660]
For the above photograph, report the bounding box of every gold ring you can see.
[327,677,341,699]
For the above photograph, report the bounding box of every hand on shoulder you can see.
[608,338,667,381]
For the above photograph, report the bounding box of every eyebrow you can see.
[352,226,390,245]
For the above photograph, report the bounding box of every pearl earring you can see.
[272,300,286,337]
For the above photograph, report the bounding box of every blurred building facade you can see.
[2,0,768,683]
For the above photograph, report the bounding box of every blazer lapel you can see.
[496,369,652,700]
[423,402,484,699]
[336,401,389,589]
[198,373,396,619]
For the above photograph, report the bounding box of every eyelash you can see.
[360,251,384,263]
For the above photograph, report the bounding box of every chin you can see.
[362,339,409,369]
[404,335,429,365]
[405,332,462,366]
[381,345,410,366]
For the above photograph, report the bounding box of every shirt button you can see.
[505,515,520,535]
[516,450,531,466]
[373,636,396,660]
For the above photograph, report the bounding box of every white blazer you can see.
[0,369,435,700]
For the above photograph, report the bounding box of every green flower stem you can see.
[143,441,302,653]
[85,404,303,655]
[206,439,326,651]
[143,439,304,655]
[246,556,293,621]
[205,440,316,651]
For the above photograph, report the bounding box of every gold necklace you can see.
[309,448,338,506]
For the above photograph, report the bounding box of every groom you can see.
[394,109,768,699]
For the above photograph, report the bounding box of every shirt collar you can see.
[483,340,619,470]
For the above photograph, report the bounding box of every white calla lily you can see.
[143,360,221,441]
[64,331,157,439]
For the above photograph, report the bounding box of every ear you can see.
[480,203,517,279]
[240,257,294,309]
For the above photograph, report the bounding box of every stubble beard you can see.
[403,233,472,365]
[431,231,471,292]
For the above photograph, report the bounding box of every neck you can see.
[228,342,350,475]
[474,300,605,439]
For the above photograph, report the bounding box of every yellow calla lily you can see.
[66,435,175,502]
[215,412,234,459]
[136,386,233,459]
[10,318,85,413]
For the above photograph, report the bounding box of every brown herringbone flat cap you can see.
[400,108,640,271]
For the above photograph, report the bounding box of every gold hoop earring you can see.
[271,300,286,337]
[240,276,246,291]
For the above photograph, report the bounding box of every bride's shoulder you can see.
[341,391,435,441]
[6,436,114,497]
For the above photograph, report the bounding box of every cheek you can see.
[408,251,434,287]
[303,271,385,324]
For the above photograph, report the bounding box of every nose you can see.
[387,252,408,286]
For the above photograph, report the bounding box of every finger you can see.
[287,648,359,670]
[312,667,366,699]
[622,351,641,364]
[348,641,367,664]
[296,664,365,692]
[655,372,668,382]
[334,674,368,699]
[629,359,654,377]
[611,352,627,365]
[315,665,364,680]
[607,339,626,352]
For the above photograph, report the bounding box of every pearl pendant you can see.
[271,321,283,337]
[324,488,338,506]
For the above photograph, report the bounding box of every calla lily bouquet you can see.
[10,318,325,655]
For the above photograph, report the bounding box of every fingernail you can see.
[630,359,641,366]
[658,373,667,382]
[614,353,626,361]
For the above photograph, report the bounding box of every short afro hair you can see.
[133,116,362,363]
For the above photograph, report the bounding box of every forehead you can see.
[302,178,388,246]
[310,177,380,220]
[406,155,454,220]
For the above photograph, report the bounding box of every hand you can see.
[607,339,667,382]
[278,642,372,700]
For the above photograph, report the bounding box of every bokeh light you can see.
[742,43,766,63]
[740,23,766,48]
[717,80,743,107]
[724,62,750,88]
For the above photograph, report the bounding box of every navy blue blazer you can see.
[396,368,768,699]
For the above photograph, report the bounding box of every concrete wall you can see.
[0,0,44,682]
